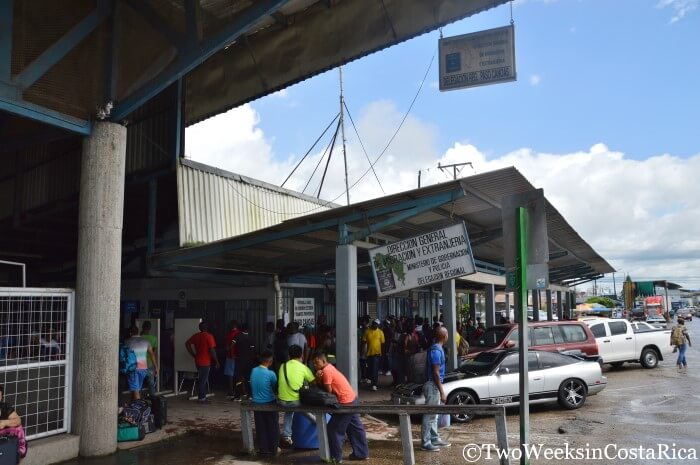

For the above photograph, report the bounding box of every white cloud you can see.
[658,0,699,22]
[529,74,542,86]
[186,102,700,289]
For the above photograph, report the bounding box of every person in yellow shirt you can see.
[363,319,385,391]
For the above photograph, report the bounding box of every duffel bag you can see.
[117,422,145,442]
[299,386,339,409]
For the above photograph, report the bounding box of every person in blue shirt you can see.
[250,349,279,455]
[421,326,451,452]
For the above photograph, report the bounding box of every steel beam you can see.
[0,96,91,134]
[14,1,111,90]
[112,0,292,121]
[342,188,464,244]
[124,0,186,50]
[0,0,12,82]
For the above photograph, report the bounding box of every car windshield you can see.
[460,351,502,373]
[474,327,510,348]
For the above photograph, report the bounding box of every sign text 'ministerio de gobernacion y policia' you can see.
[369,223,476,297]
[439,25,516,92]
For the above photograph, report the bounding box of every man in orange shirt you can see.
[185,322,220,404]
[312,351,369,462]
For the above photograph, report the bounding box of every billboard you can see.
[439,25,516,92]
[369,223,476,297]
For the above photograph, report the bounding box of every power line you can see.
[343,100,385,195]
[281,113,339,188]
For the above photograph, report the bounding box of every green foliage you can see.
[586,296,616,308]
[373,253,406,284]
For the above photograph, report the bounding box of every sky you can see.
[185,0,700,292]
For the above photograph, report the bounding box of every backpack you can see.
[671,326,685,346]
[119,343,137,374]
[404,332,420,355]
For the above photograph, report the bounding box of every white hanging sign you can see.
[439,25,516,91]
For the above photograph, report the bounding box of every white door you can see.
[589,322,616,362]
[488,353,543,404]
[607,321,636,360]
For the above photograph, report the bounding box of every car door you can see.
[488,353,542,404]
[607,321,635,360]
[589,322,615,362]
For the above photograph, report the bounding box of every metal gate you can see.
[0,288,74,440]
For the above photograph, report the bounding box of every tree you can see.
[586,296,616,308]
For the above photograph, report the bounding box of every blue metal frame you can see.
[152,188,466,268]
[14,0,110,90]
[0,96,91,135]
[340,189,464,244]
[0,0,12,82]
[111,0,292,121]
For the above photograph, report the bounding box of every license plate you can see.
[493,396,513,404]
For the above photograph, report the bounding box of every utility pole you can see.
[339,67,350,206]
[612,272,617,297]
[438,161,472,180]
[418,170,421,188]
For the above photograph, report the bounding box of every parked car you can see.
[645,315,668,328]
[468,321,599,358]
[392,349,608,422]
[583,318,672,368]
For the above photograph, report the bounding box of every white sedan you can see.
[392,349,607,422]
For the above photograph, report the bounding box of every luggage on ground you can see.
[148,394,168,428]
[117,422,146,442]
[0,436,18,465]
[143,414,156,434]
[120,399,152,426]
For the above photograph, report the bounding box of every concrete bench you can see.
[240,402,510,465]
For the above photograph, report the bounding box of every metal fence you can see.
[0,288,74,440]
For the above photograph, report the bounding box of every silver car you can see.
[392,349,607,422]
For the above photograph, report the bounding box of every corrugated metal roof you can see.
[177,158,335,245]
[157,166,614,285]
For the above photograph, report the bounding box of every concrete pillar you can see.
[556,291,563,320]
[531,290,540,321]
[442,280,458,372]
[484,283,496,328]
[73,122,127,456]
[336,244,358,392]
[546,290,553,321]
[505,293,511,320]
[468,293,477,321]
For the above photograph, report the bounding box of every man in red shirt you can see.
[225,320,240,398]
[185,322,220,403]
[312,351,369,462]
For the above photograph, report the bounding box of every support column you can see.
[484,283,496,329]
[442,280,457,372]
[556,291,563,320]
[546,289,553,321]
[468,293,476,321]
[336,244,358,392]
[505,293,511,320]
[73,122,127,456]
[531,290,540,321]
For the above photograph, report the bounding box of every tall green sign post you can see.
[502,190,549,465]
[516,206,530,465]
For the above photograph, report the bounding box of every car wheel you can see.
[447,389,478,423]
[558,378,587,410]
[610,362,624,368]
[640,348,658,369]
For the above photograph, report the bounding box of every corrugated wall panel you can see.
[177,160,333,246]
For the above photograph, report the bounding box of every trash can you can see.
[292,412,331,449]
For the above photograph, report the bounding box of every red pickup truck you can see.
[468,320,599,358]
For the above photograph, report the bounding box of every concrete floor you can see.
[64,320,700,465]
